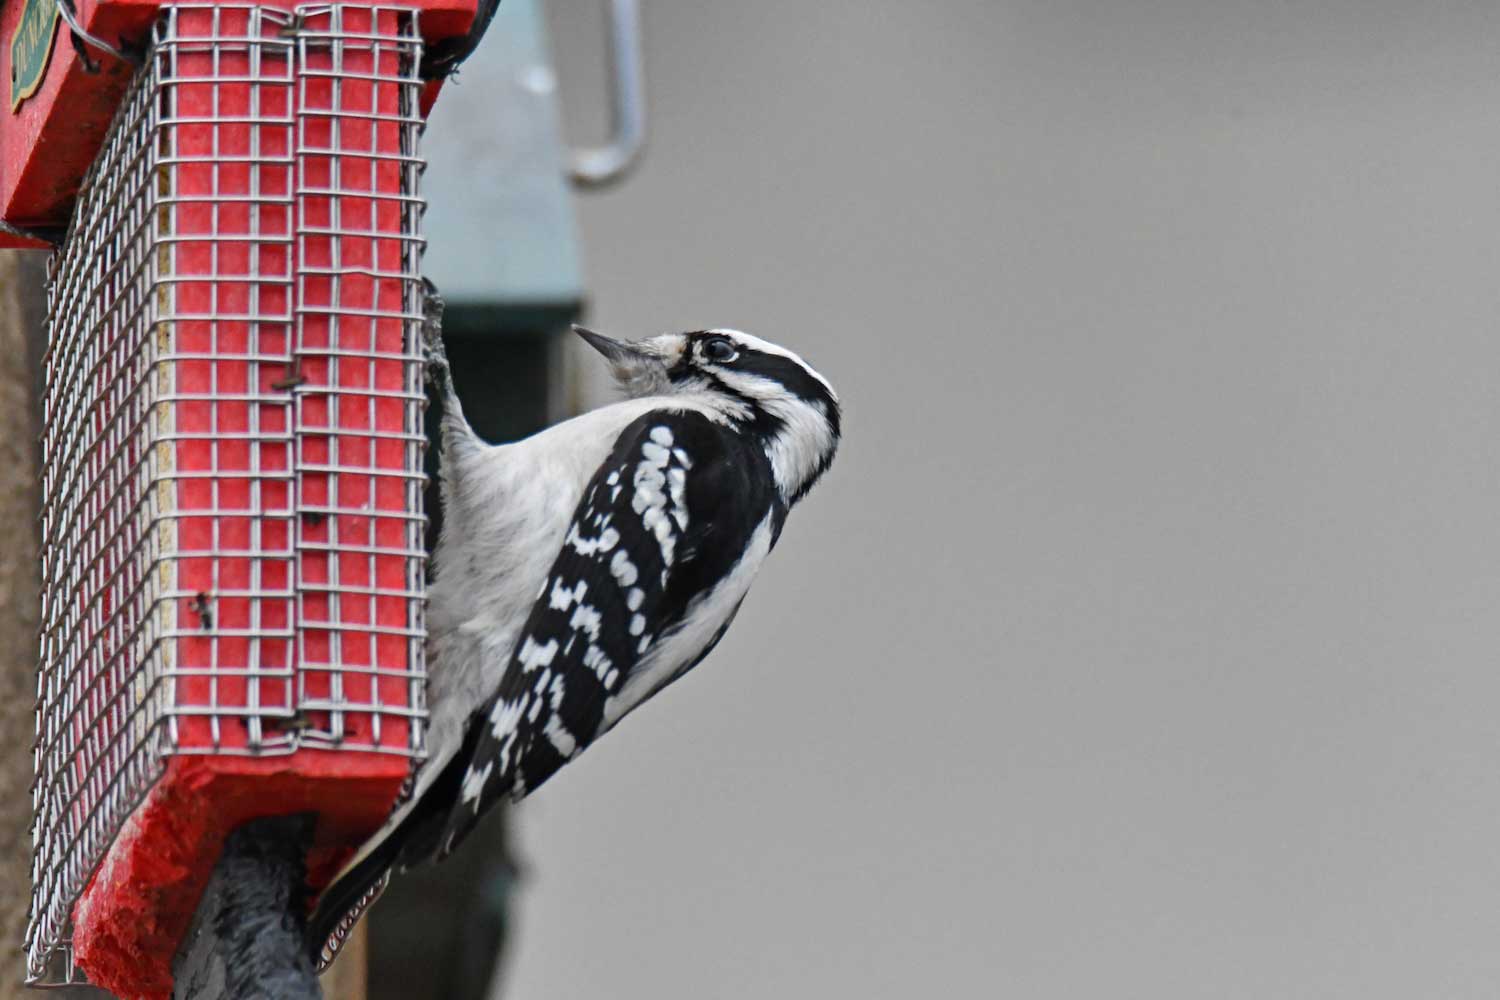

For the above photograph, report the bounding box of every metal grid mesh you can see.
[27,4,428,982]
[289,4,428,752]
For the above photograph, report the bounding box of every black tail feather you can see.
[304,813,408,967]
[304,713,487,964]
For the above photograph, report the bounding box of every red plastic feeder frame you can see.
[14,2,473,995]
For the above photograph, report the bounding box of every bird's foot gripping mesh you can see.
[27,5,430,991]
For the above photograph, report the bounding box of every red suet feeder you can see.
[5,0,474,993]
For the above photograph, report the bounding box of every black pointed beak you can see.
[572,325,654,366]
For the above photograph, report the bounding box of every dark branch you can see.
[173,814,322,1000]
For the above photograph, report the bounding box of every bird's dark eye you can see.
[703,337,737,363]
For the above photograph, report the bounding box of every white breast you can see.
[421,394,731,796]
[329,393,732,880]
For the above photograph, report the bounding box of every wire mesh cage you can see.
[26,4,430,986]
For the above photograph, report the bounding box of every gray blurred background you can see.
[425,2,1500,997]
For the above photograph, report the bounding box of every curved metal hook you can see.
[568,0,645,189]
[55,0,142,68]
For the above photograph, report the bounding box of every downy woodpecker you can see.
[308,288,841,961]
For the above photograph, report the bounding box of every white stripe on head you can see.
[706,329,839,402]
[705,366,838,499]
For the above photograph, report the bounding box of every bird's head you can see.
[574,326,841,503]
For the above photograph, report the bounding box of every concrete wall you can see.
[0,253,51,998]
[490,3,1500,998]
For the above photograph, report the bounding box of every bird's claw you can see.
[420,277,451,391]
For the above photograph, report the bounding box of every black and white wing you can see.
[437,408,783,857]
